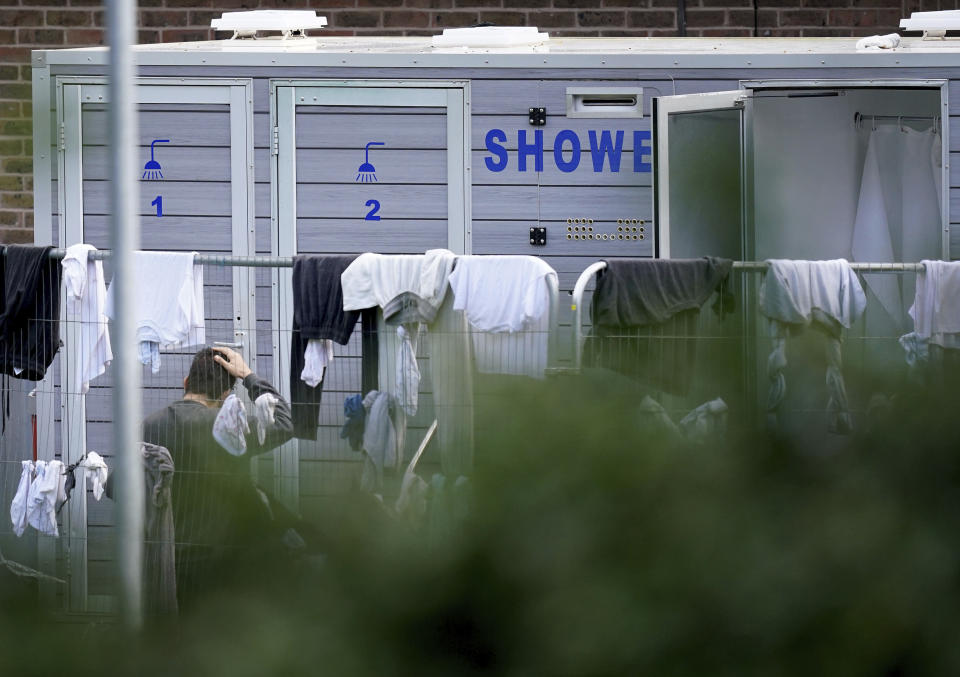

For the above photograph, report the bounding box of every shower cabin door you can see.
[271,81,470,516]
[652,90,755,421]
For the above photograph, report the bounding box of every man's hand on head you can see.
[212,346,253,380]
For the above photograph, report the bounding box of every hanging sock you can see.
[253,392,279,446]
[212,393,249,457]
[300,339,334,388]
[10,460,34,537]
[80,451,109,501]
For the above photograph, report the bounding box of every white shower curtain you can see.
[852,125,942,331]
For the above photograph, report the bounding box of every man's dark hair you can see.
[184,348,232,400]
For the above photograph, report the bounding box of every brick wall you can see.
[0,0,951,242]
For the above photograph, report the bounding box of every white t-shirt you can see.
[341,249,455,312]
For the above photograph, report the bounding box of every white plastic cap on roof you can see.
[431,26,549,49]
[900,10,960,37]
[211,10,328,39]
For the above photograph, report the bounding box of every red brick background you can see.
[0,0,954,242]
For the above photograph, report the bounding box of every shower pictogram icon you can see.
[142,139,170,180]
[356,141,385,182]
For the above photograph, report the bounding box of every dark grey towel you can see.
[591,257,733,329]
[586,257,733,397]
[142,442,177,617]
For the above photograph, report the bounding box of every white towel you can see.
[855,33,900,50]
[906,259,960,351]
[213,393,249,457]
[10,460,33,537]
[27,460,65,537]
[62,244,113,393]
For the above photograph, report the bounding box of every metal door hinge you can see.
[58,123,65,151]
[271,126,279,156]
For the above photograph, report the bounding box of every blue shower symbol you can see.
[142,139,169,180]
[356,142,385,183]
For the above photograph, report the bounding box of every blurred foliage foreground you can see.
[2,367,960,677]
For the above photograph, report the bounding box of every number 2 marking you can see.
[151,195,163,217]
[364,199,381,221]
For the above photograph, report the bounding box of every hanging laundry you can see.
[359,390,407,492]
[10,460,33,537]
[61,244,112,393]
[899,259,960,367]
[0,245,62,381]
[142,442,177,616]
[213,393,249,457]
[447,255,558,379]
[852,125,942,331]
[80,451,109,501]
[253,392,280,446]
[26,459,65,537]
[339,393,366,451]
[342,249,456,414]
[301,339,335,388]
[584,257,733,396]
[678,398,728,443]
[290,254,378,440]
[760,259,866,434]
[105,251,205,374]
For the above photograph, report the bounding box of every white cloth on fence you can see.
[905,259,960,350]
[341,249,456,320]
[62,243,113,393]
[253,392,280,445]
[760,259,867,434]
[213,393,249,457]
[27,460,65,537]
[448,255,557,378]
[301,339,335,388]
[80,451,109,501]
[10,460,34,537]
[105,251,205,374]
[855,33,900,50]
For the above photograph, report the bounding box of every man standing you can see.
[142,346,294,611]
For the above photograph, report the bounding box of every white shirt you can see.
[10,460,33,537]
[27,460,65,537]
[105,251,205,372]
[62,244,113,393]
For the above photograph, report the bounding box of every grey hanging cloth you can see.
[0,245,62,381]
[584,257,733,396]
[142,442,178,617]
[290,254,378,439]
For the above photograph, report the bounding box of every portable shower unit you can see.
[28,22,960,611]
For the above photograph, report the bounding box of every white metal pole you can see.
[106,0,143,629]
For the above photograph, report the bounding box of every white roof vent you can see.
[211,10,327,40]
[431,26,549,50]
[900,10,960,39]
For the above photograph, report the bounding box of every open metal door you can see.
[652,90,750,262]
[652,89,755,423]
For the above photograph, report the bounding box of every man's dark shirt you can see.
[142,373,294,560]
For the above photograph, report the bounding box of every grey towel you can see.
[142,442,177,617]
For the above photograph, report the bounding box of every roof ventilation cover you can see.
[431,26,549,50]
[211,10,327,40]
[900,10,960,39]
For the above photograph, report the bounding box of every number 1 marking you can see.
[151,195,163,217]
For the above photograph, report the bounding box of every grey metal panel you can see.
[293,112,448,149]
[951,224,960,260]
[471,150,650,187]
[295,185,448,218]
[297,148,446,184]
[472,220,652,257]
[80,109,231,146]
[952,152,960,187]
[470,115,650,150]
[952,187,960,222]
[472,185,650,221]
[951,114,960,150]
[81,180,233,216]
[297,219,448,253]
